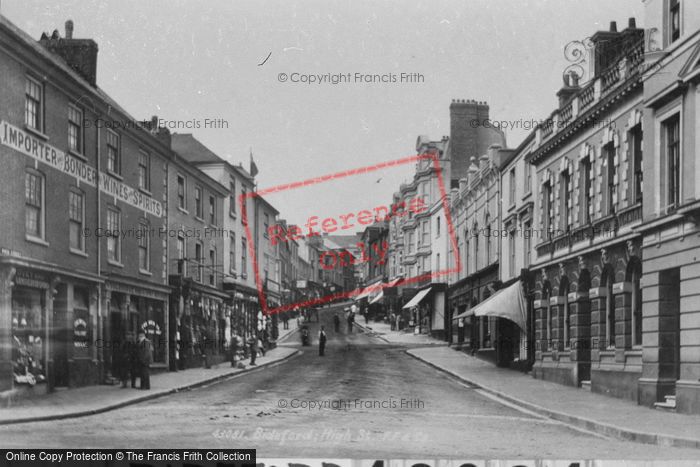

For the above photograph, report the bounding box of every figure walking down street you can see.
[347,310,355,333]
[137,331,153,390]
[333,314,340,333]
[248,335,258,366]
[283,313,289,330]
[318,326,327,356]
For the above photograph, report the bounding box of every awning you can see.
[402,287,432,309]
[369,291,384,304]
[471,280,527,330]
[385,277,402,288]
[355,281,383,301]
[452,308,474,320]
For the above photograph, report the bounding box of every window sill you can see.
[26,235,49,247]
[229,212,237,220]
[177,207,189,215]
[139,269,152,277]
[24,125,48,141]
[69,248,88,257]
[68,149,87,162]
[139,187,152,197]
[107,259,124,268]
[195,216,206,224]
[106,170,123,181]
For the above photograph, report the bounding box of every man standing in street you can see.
[319,326,327,356]
[248,334,258,366]
[137,331,153,390]
[347,309,355,333]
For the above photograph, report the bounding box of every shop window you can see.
[68,105,83,154]
[139,300,165,363]
[12,285,46,385]
[25,76,42,131]
[25,170,44,240]
[106,130,121,175]
[68,190,84,252]
[629,260,643,347]
[72,287,91,358]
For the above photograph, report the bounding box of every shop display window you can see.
[11,287,46,386]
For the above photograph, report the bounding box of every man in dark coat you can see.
[318,326,327,356]
[136,331,153,390]
[118,335,133,388]
[248,335,258,366]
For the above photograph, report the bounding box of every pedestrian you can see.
[347,311,354,333]
[333,314,340,333]
[390,312,396,331]
[248,335,258,366]
[258,335,266,357]
[283,313,289,330]
[136,331,153,390]
[319,326,327,356]
[230,331,239,367]
[458,317,465,344]
[364,308,369,325]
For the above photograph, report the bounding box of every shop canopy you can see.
[385,277,402,288]
[369,290,384,304]
[402,287,432,309]
[465,280,527,330]
[355,281,383,301]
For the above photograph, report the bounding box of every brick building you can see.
[0,17,171,402]
[166,146,228,369]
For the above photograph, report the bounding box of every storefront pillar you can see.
[533,299,546,361]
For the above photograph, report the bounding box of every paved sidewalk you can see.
[407,346,700,449]
[355,320,448,346]
[0,341,300,425]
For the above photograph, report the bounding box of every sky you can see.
[2,0,643,232]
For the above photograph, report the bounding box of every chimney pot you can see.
[65,20,74,39]
[563,74,570,87]
[628,17,636,29]
[571,73,579,87]
[609,21,617,32]
[51,29,60,40]
[151,115,158,128]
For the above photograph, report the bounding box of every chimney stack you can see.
[65,20,74,39]
[610,21,617,32]
[628,17,636,29]
[39,20,99,87]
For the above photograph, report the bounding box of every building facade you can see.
[638,0,700,413]
[0,18,171,402]
[166,148,228,369]
[527,20,645,400]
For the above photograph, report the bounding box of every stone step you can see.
[654,394,677,411]
[580,380,591,391]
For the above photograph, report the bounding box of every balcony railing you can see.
[601,64,620,93]
[617,203,642,227]
[578,84,595,110]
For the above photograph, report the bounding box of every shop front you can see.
[102,278,170,382]
[0,262,102,404]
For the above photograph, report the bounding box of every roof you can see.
[0,15,167,152]
[325,234,361,251]
[172,133,255,182]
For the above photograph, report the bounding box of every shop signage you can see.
[73,318,88,337]
[296,280,307,289]
[14,270,49,289]
[141,319,162,336]
[1,120,163,218]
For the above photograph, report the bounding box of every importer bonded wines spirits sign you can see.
[1,120,163,217]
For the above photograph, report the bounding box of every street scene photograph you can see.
[2,0,700,465]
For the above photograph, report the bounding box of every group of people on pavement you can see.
[117,331,154,390]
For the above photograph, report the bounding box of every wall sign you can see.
[1,120,163,217]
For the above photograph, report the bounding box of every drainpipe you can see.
[94,107,102,380]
